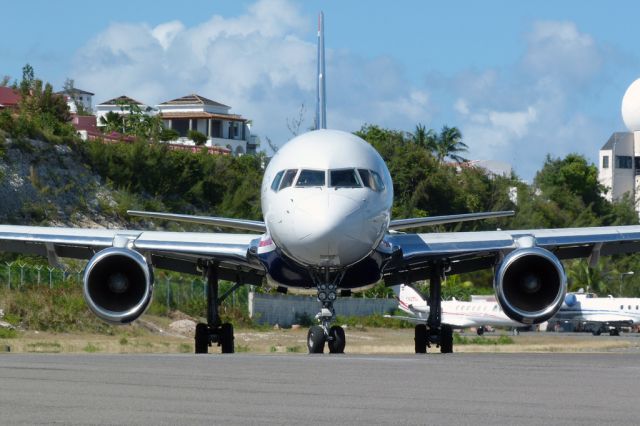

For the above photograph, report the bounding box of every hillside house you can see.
[156,94,259,155]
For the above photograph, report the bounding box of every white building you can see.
[598,79,640,212]
[95,95,153,127]
[156,94,259,155]
[58,88,94,114]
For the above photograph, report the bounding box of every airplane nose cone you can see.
[287,191,374,266]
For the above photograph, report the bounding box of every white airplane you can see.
[386,284,523,350]
[2,13,640,355]
[552,292,640,336]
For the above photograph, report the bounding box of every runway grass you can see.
[2,325,639,354]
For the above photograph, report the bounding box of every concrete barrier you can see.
[248,292,397,326]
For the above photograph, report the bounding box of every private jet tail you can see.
[385,284,430,323]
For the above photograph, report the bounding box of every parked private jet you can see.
[385,284,523,351]
[552,292,640,336]
[2,13,640,355]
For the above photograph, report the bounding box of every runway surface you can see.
[1,353,639,425]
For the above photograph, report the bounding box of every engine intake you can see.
[83,248,153,324]
[494,247,566,324]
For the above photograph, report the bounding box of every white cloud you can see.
[449,20,607,180]
[151,21,184,51]
[522,21,602,86]
[72,0,434,148]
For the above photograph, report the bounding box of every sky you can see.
[3,0,640,180]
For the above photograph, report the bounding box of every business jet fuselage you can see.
[258,129,394,290]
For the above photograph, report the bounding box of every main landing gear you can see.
[194,263,237,354]
[414,261,453,354]
[306,274,346,354]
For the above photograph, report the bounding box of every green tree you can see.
[19,64,34,95]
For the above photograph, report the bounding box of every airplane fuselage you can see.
[258,129,393,289]
[554,293,640,326]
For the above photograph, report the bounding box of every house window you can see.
[172,119,189,137]
[602,155,609,169]
[616,155,632,169]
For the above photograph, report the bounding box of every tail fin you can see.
[391,284,429,314]
[315,11,326,130]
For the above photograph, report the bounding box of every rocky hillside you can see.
[0,137,129,228]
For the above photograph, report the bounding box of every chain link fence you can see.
[0,263,249,312]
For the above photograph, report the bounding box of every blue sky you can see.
[4,0,640,180]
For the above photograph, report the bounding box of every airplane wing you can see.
[388,211,514,231]
[384,313,477,328]
[127,210,266,233]
[383,225,640,283]
[0,225,264,284]
[573,314,635,326]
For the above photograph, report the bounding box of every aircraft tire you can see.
[476,327,485,336]
[592,328,602,336]
[221,323,235,353]
[307,326,326,354]
[415,324,427,354]
[195,323,209,354]
[440,325,453,354]
[328,325,346,354]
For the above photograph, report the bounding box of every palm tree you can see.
[411,123,437,151]
[435,126,468,164]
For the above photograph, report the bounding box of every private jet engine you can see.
[494,247,566,324]
[83,247,154,324]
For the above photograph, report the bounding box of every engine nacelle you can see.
[494,247,566,324]
[83,247,153,324]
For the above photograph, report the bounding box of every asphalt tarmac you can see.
[0,352,639,425]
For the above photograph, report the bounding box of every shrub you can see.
[188,130,208,146]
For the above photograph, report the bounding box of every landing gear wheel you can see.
[220,323,235,353]
[415,324,427,354]
[308,325,326,353]
[476,327,485,336]
[195,323,209,354]
[328,325,346,354]
[610,328,620,336]
[440,325,453,354]
[592,327,602,336]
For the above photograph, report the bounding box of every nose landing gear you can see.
[306,273,346,354]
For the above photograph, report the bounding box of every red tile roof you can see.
[0,87,21,108]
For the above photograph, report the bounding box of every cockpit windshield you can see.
[296,170,326,187]
[279,169,298,190]
[271,168,384,192]
[330,169,361,188]
[358,169,385,191]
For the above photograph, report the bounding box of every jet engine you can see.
[494,247,566,324]
[83,247,153,324]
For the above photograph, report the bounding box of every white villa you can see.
[156,94,259,155]
[95,95,154,127]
